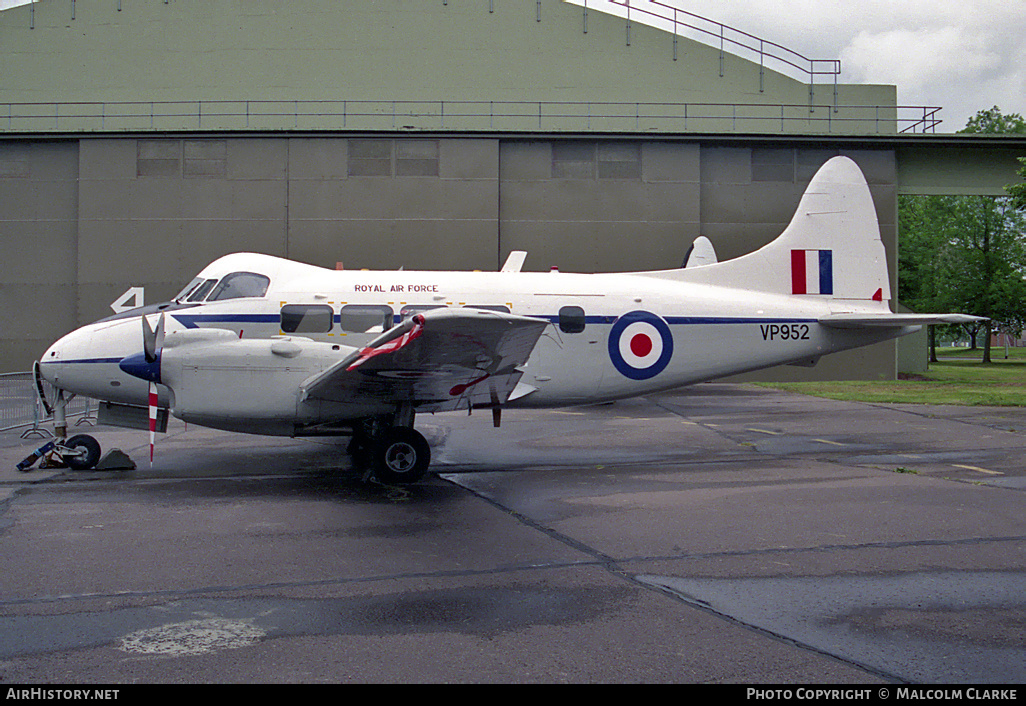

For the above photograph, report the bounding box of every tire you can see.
[372,427,431,484]
[346,434,372,469]
[64,434,101,471]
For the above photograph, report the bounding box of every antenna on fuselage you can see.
[500,251,527,273]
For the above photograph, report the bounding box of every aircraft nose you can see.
[36,318,153,405]
[38,341,62,384]
[38,328,86,382]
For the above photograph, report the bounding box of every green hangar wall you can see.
[2,1,1016,380]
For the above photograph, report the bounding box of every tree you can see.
[898,195,956,361]
[1009,157,1026,212]
[941,195,1026,362]
[898,107,1026,363]
[962,106,1026,134]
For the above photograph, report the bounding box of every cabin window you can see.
[207,272,271,301]
[340,304,394,333]
[558,305,586,333]
[186,278,219,302]
[280,305,333,334]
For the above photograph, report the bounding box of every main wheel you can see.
[372,427,431,484]
[64,434,101,471]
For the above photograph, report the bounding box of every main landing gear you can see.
[347,405,431,485]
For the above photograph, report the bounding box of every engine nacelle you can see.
[124,329,385,436]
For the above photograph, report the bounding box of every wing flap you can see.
[300,308,547,410]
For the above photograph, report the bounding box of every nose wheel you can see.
[17,433,101,472]
[62,434,102,470]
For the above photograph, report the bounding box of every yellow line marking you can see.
[952,464,1003,476]
[813,438,846,446]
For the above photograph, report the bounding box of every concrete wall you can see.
[0,140,79,369]
[897,142,1026,196]
[0,135,899,381]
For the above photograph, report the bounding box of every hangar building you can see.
[1,0,1024,379]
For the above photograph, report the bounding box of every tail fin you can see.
[651,156,891,305]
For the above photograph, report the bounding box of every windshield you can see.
[207,272,271,301]
[173,277,204,302]
[186,279,219,302]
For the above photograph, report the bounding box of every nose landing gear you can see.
[17,433,102,472]
[16,379,102,472]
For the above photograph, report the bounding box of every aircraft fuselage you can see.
[39,255,905,437]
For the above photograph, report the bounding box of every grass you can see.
[756,347,1026,406]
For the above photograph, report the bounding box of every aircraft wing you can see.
[818,313,985,329]
[300,308,548,411]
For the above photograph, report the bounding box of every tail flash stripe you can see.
[791,249,807,294]
[792,249,833,295]
[818,250,833,295]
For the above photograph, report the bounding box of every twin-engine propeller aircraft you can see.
[29,157,978,482]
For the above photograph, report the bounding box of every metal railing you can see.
[598,0,841,85]
[0,99,942,134]
[0,372,94,437]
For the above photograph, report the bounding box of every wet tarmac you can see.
[1,383,1024,683]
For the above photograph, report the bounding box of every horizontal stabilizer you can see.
[819,313,986,329]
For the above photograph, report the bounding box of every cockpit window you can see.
[174,277,204,302]
[207,272,270,302]
[186,279,219,302]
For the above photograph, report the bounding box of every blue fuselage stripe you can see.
[171,313,820,329]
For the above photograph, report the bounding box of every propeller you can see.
[141,314,164,467]
[118,313,168,468]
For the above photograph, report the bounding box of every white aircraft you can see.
[29,157,978,482]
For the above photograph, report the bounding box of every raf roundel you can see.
[608,311,674,380]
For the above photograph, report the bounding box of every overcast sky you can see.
[2,0,1022,131]
[689,0,1025,131]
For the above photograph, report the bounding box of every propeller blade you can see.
[142,313,166,364]
[142,316,156,363]
[148,381,158,467]
[154,312,165,355]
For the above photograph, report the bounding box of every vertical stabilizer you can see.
[655,157,891,305]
